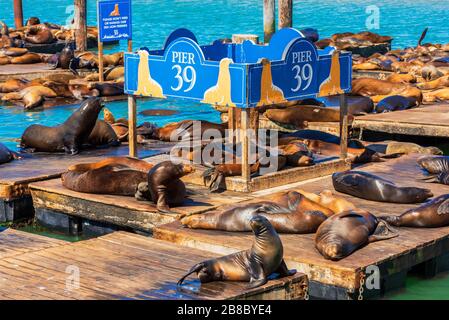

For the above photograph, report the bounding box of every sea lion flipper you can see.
[368,220,399,243]
[247,278,268,289]
[247,258,267,289]
[177,263,204,286]
[437,198,449,215]
[274,260,296,277]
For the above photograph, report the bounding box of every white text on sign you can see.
[291,51,313,64]
[172,52,195,65]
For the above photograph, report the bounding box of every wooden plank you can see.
[0,144,170,200]
[353,104,449,137]
[153,155,449,295]
[29,178,252,232]
[0,231,308,300]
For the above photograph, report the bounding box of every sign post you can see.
[98,0,135,156]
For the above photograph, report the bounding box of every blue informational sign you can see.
[125,28,352,108]
[98,0,132,42]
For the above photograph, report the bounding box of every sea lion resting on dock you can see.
[418,156,449,186]
[62,157,153,196]
[178,216,295,289]
[332,171,433,204]
[0,143,20,165]
[181,191,333,233]
[2,85,57,109]
[352,78,423,103]
[0,78,29,93]
[315,209,398,261]
[386,142,442,156]
[374,95,419,113]
[136,161,194,212]
[20,97,103,154]
[296,189,356,214]
[84,120,120,147]
[380,194,449,228]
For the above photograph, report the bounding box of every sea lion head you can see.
[407,187,433,202]
[135,182,151,201]
[249,215,272,236]
[69,83,100,100]
[178,163,195,176]
[26,17,41,26]
[319,241,345,261]
[424,146,444,155]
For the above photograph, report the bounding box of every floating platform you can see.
[352,70,393,80]
[0,229,308,300]
[353,104,449,138]
[0,144,171,222]
[153,155,449,299]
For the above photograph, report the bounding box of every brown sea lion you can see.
[277,141,314,167]
[26,17,41,26]
[332,171,433,203]
[423,88,449,102]
[380,194,449,228]
[62,157,153,196]
[42,81,73,98]
[315,209,398,260]
[0,56,10,65]
[155,120,227,142]
[24,24,55,44]
[0,47,28,57]
[20,97,103,154]
[1,85,57,109]
[319,95,374,115]
[181,191,332,233]
[264,105,339,127]
[296,189,356,214]
[10,52,42,64]
[418,156,449,174]
[84,120,120,147]
[0,78,29,93]
[178,215,295,288]
[386,73,417,84]
[139,109,180,116]
[386,142,442,156]
[88,82,124,96]
[142,161,194,212]
[0,142,20,164]
[352,78,423,103]
[417,75,449,90]
[68,83,100,100]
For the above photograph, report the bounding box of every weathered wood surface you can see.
[0,231,308,300]
[0,63,93,81]
[29,179,252,232]
[0,144,171,200]
[353,104,449,137]
[154,155,449,294]
[0,228,66,259]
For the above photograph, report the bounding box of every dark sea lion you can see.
[178,215,295,288]
[88,82,124,97]
[144,161,194,212]
[374,95,419,113]
[386,142,442,156]
[380,194,449,228]
[319,95,374,115]
[62,157,153,196]
[278,142,314,167]
[24,24,55,44]
[139,109,179,116]
[264,105,340,127]
[84,120,120,147]
[332,171,433,203]
[20,98,103,154]
[0,142,20,164]
[315,210,398,261]
[418,156,449,174]
[49,43,75,70]
[155,120,227,142]
[181,191,333,233]
[26,17,41,26]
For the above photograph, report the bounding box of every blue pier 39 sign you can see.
[125,28,352,108]
[98,0,132,42]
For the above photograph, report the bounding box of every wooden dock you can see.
[353,104,449,138]
[0,229,307,300]
[0,144,171,222]
[152,155,449,299]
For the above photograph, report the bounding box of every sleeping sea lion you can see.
[417,75,449,90]
[1,85,57,109]
[380,194,449,228]
[84,120,120,147]
[20,98,103,154]
[88,82,124,97]
[319,95,374,115]
[418,156,449,174]
[332,171,433,203]
[0,78,29,93]
[178,215,295,288]
[423,88,449,102]
[62,157,153,196]
[142,161,194,212]
[155,120,227,142]
[386,142,442,156]
[10,53,42,64]
[181,191,333,233]
[24,24,55,44]
[277,141,314,167]
[374,95,419,113]
[264,105,340,127]
[0,143,20,164]
[352,78,423,103]
[296,189,356,214]
[315,209,398,260]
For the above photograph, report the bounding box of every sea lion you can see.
[417,75,449,90]
[10,53,42,64]
[418,156,449,174]
[352,78,423,103]
[62,157,153,196]
[178,216,295,288]
[143,161,195,212]
[0,143,20,164]
[0,78,29,93]
[319,95,374,115]
[1,85,57,109]
[181,191,332,233]
[0,47,29,57]
[315,209,398,261]
[155,120,227,142]
[0,56,10,65]
[423,88,449,102]
[84,120,120,147]
[332,171,433,203]
[374,95,419,113]
[296,189,356,214]
[277,141,314,167]
[88,82,124,97]
[264,105,339,127]
[26,17,41,26]
[69,83,100,100]
[386,142,442,156]
[55,43,75,70]
[20,97,103,154]
[386,73,417,84]
[24,24,55,44]
[380,194,449,228]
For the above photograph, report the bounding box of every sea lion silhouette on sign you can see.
[134,50,165,98]
[318,50,344,97]
[110,4,120,16]
[202,58,236,106]
[257,58,285,106]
